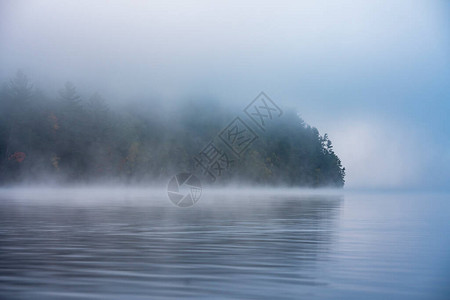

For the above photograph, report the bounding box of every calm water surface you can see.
[0,189,449,299]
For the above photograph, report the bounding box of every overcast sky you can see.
[1,0,449,189]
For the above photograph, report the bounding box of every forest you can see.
[0,71,345,187]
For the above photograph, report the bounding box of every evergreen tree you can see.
[0,73,345,187]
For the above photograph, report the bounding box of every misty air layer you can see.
[0,71,345,186]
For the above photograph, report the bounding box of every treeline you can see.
[0,72,345,186]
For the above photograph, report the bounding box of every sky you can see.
[1,0,449,189]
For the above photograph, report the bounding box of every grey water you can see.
[0,189,449,299]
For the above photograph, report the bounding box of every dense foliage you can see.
[0,72,345,186]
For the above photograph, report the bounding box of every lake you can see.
[0,188,449,299]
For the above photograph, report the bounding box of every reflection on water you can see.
[0,190,449,299]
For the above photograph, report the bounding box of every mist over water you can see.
[1,1,450,299]
[1,189,449,299]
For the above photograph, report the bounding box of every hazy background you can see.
[1,0,449,190]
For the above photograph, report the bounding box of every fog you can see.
[1,0,449,190]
